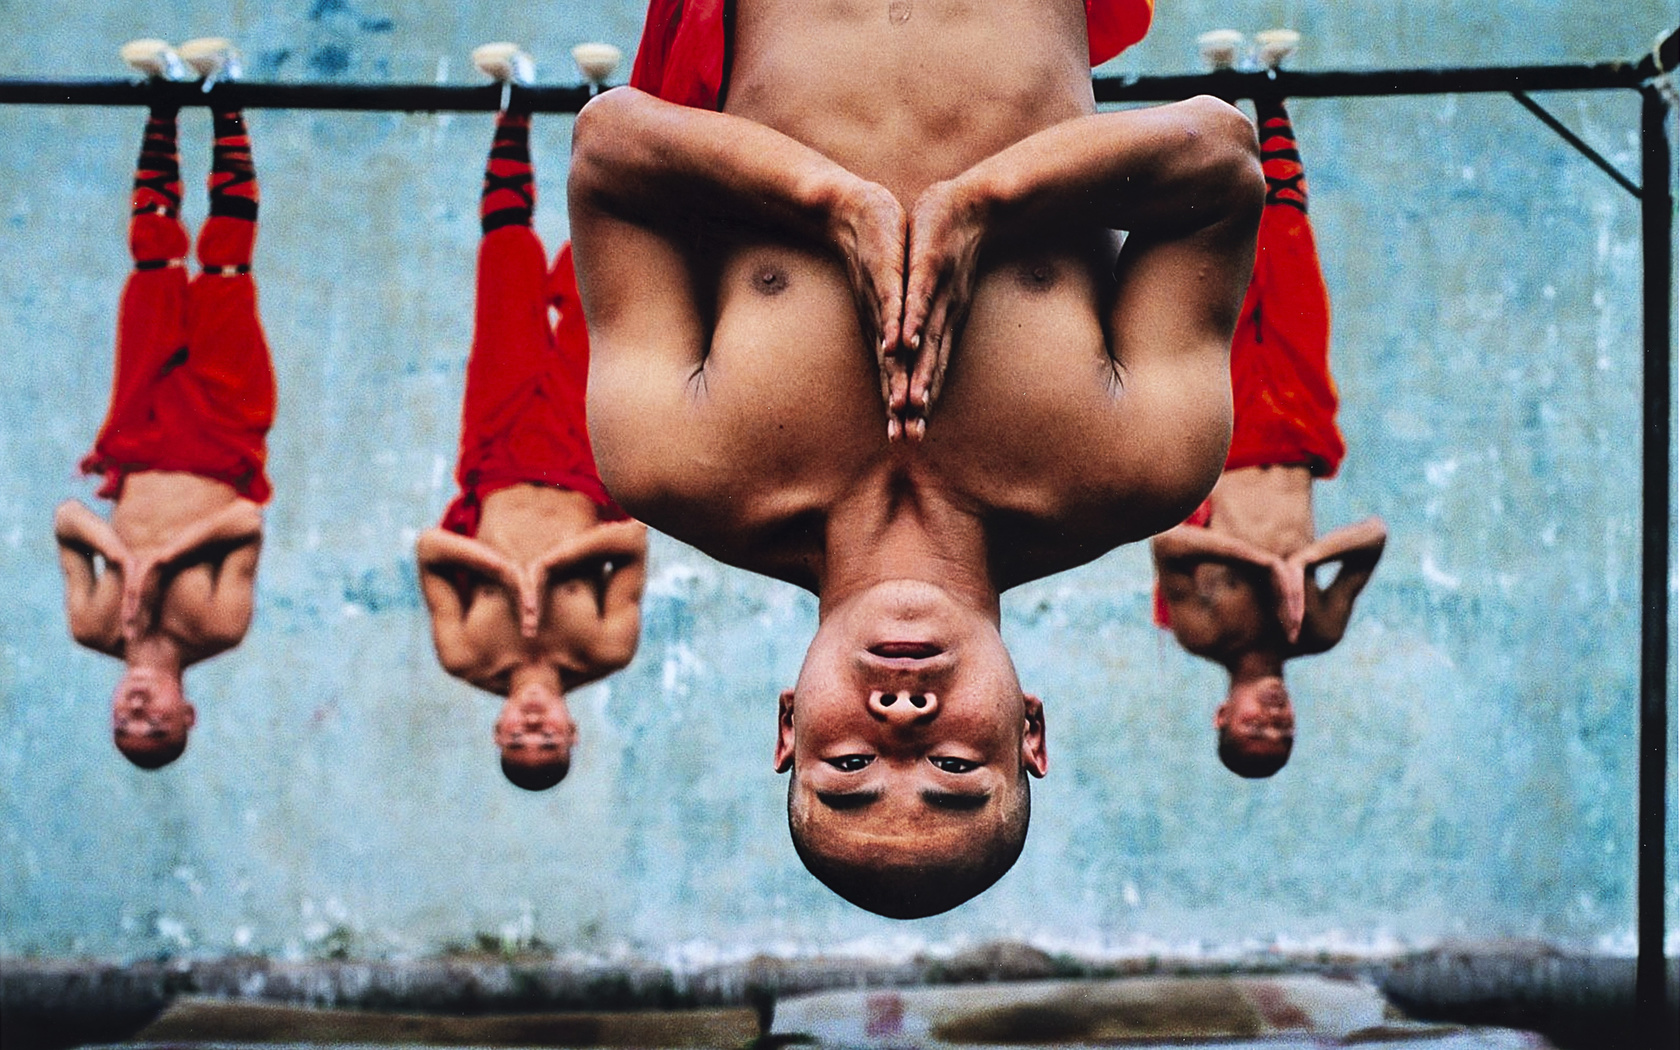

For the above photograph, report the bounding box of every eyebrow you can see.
[920,789,992,812]
[815,788,883,811]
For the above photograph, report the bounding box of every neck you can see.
[126,634,184,678]
[1228,647,1286,683]
[818,477,999,623]
[509,661,563,698]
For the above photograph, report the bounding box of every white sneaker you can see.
[473,42,535,85]
[120,38,189,81]
[178,37,243,82]
[571,42,623,87]
[1197,29,1246,71]
[1254,29,1301,70]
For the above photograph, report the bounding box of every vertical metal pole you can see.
[1636,81,1674,1048]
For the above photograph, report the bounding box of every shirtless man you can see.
[570,2,1263,915]
[56,42,273,770]
[1151,96,1386,779]
[416,69,646,792]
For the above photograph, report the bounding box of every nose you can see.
[868,689,939,725]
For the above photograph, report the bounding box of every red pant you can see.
[1224,100,1345,479]
[1153,102,1343,629]
[81,211,275,503]
[1225,203,1345,479]
[440,233,626,536]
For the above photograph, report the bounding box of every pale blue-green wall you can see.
[0,0,1673,962]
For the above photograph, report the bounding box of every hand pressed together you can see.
[829,173,990,443]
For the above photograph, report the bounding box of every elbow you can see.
[569,87,648,207]
[1181,95,1264,217]
[434,638,478,680]
[52,500,88,542]
[67,615,112,652]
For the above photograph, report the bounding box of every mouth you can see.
[868,641,943,659]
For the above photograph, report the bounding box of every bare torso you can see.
[110,471,243,552]
[417,484,645,696]
[728,0,1094,204]
[464,487,622,692]
[607,0,1220,592]
[57,470,262,667]
[1205,464,1316,558]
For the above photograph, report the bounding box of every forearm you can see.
[955,97,1262,242]
[570,88,867,245]
[1151,524,1276,570]
[541,522,648,578]
[1297,517,1389,569]
[54,500,127,563]
[157,500,263,567]
[416,529,517,591]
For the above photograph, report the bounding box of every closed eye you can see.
[826,755,874,773]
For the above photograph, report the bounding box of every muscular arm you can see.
[903,96,1264,427]
[54,500,129,656]
[582,524,647,675]
[415,528,520,679]
[1291,517,1388,656]
[570,87,908,502]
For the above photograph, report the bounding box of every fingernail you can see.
[888,419,899,440]
[911,418,926,440]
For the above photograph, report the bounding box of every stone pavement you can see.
[767,975,1553,1048]
[78,975,1554,1049]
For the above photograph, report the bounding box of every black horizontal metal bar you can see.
[0,78,596,113]
[0,58,1653,114]
[1512,90,1643,199]
[1093,61,1649,103]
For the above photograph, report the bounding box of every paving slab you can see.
[109,997,760,1047]
[769,975,1555,1047]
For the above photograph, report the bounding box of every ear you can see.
[1213,699,1231,730]
[773,688,796,773]
[1020,693,1048,778]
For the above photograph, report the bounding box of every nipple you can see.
[888,0,911,26]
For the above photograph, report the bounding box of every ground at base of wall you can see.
[17,981,1547,1050]
[2,947,1673,1050]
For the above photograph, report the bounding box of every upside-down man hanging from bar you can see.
[1150,65,1386,779]
[55,39,274,770]
[569,0,1262,917]
[416,46,647,793]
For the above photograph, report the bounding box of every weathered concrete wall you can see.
[0,0,1672,964]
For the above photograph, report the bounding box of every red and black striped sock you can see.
[1255,98,1308,211]
[480,110,535,234]
[208,108,259,221]
[131,106,182,218]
